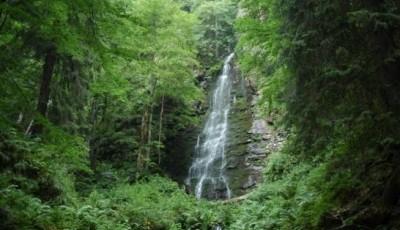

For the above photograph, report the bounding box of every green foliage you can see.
[5,0,399,229]
[1,176,231,230]
[0,125,89,199]
[235,0,289,118]
[1,0,204,172]
[193,0,237,69]
[86,0,203,170]
[232,0,400,229]
[231,141,354,230]
[0,0,238,229]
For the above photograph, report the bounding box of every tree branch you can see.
[0,13,8,32]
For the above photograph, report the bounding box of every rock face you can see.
[222,66,262,196]
[223,65,285,197]
[223,65,254,196]
[163,127,200,183]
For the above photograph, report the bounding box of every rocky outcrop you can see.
[163,127,200,183]
[224,65,285,197]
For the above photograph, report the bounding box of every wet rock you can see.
[215,181,229,191]
[248,143,267,155]
[248,165,263,172]
[266,118,274,125]
[228,138,252,147]
[249,119,268,134]
[262,134,271,140]
[246,154,265,162]
[226,158,240,169]
[242,175,257,189]
[251,97,258,107]
[164,127,199,183]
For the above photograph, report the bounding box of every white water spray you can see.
[187,53,235,199]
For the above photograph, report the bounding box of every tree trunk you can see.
[101,96,108,123]
[0,11,7,33]
[16,113,23,124]
[214,16,219,58]
[146,103,153,170]
[88,99,98,171]
[137,108,148,171]
[157,94,165,165]
[31,47,57,135]
[24,119,34,136]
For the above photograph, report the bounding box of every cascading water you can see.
[186,53,235,200]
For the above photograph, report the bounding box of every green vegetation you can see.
[232,0,400,229]
[0,0,236,229]
[1,0,400,229]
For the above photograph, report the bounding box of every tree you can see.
[233,0,400,228]
[194,0,237,68]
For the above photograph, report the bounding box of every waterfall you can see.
[187,53,235,199]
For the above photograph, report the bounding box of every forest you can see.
[0,0,399,229]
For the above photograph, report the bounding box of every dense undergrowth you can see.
[0,126,234,230]
[230,0,400,229]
